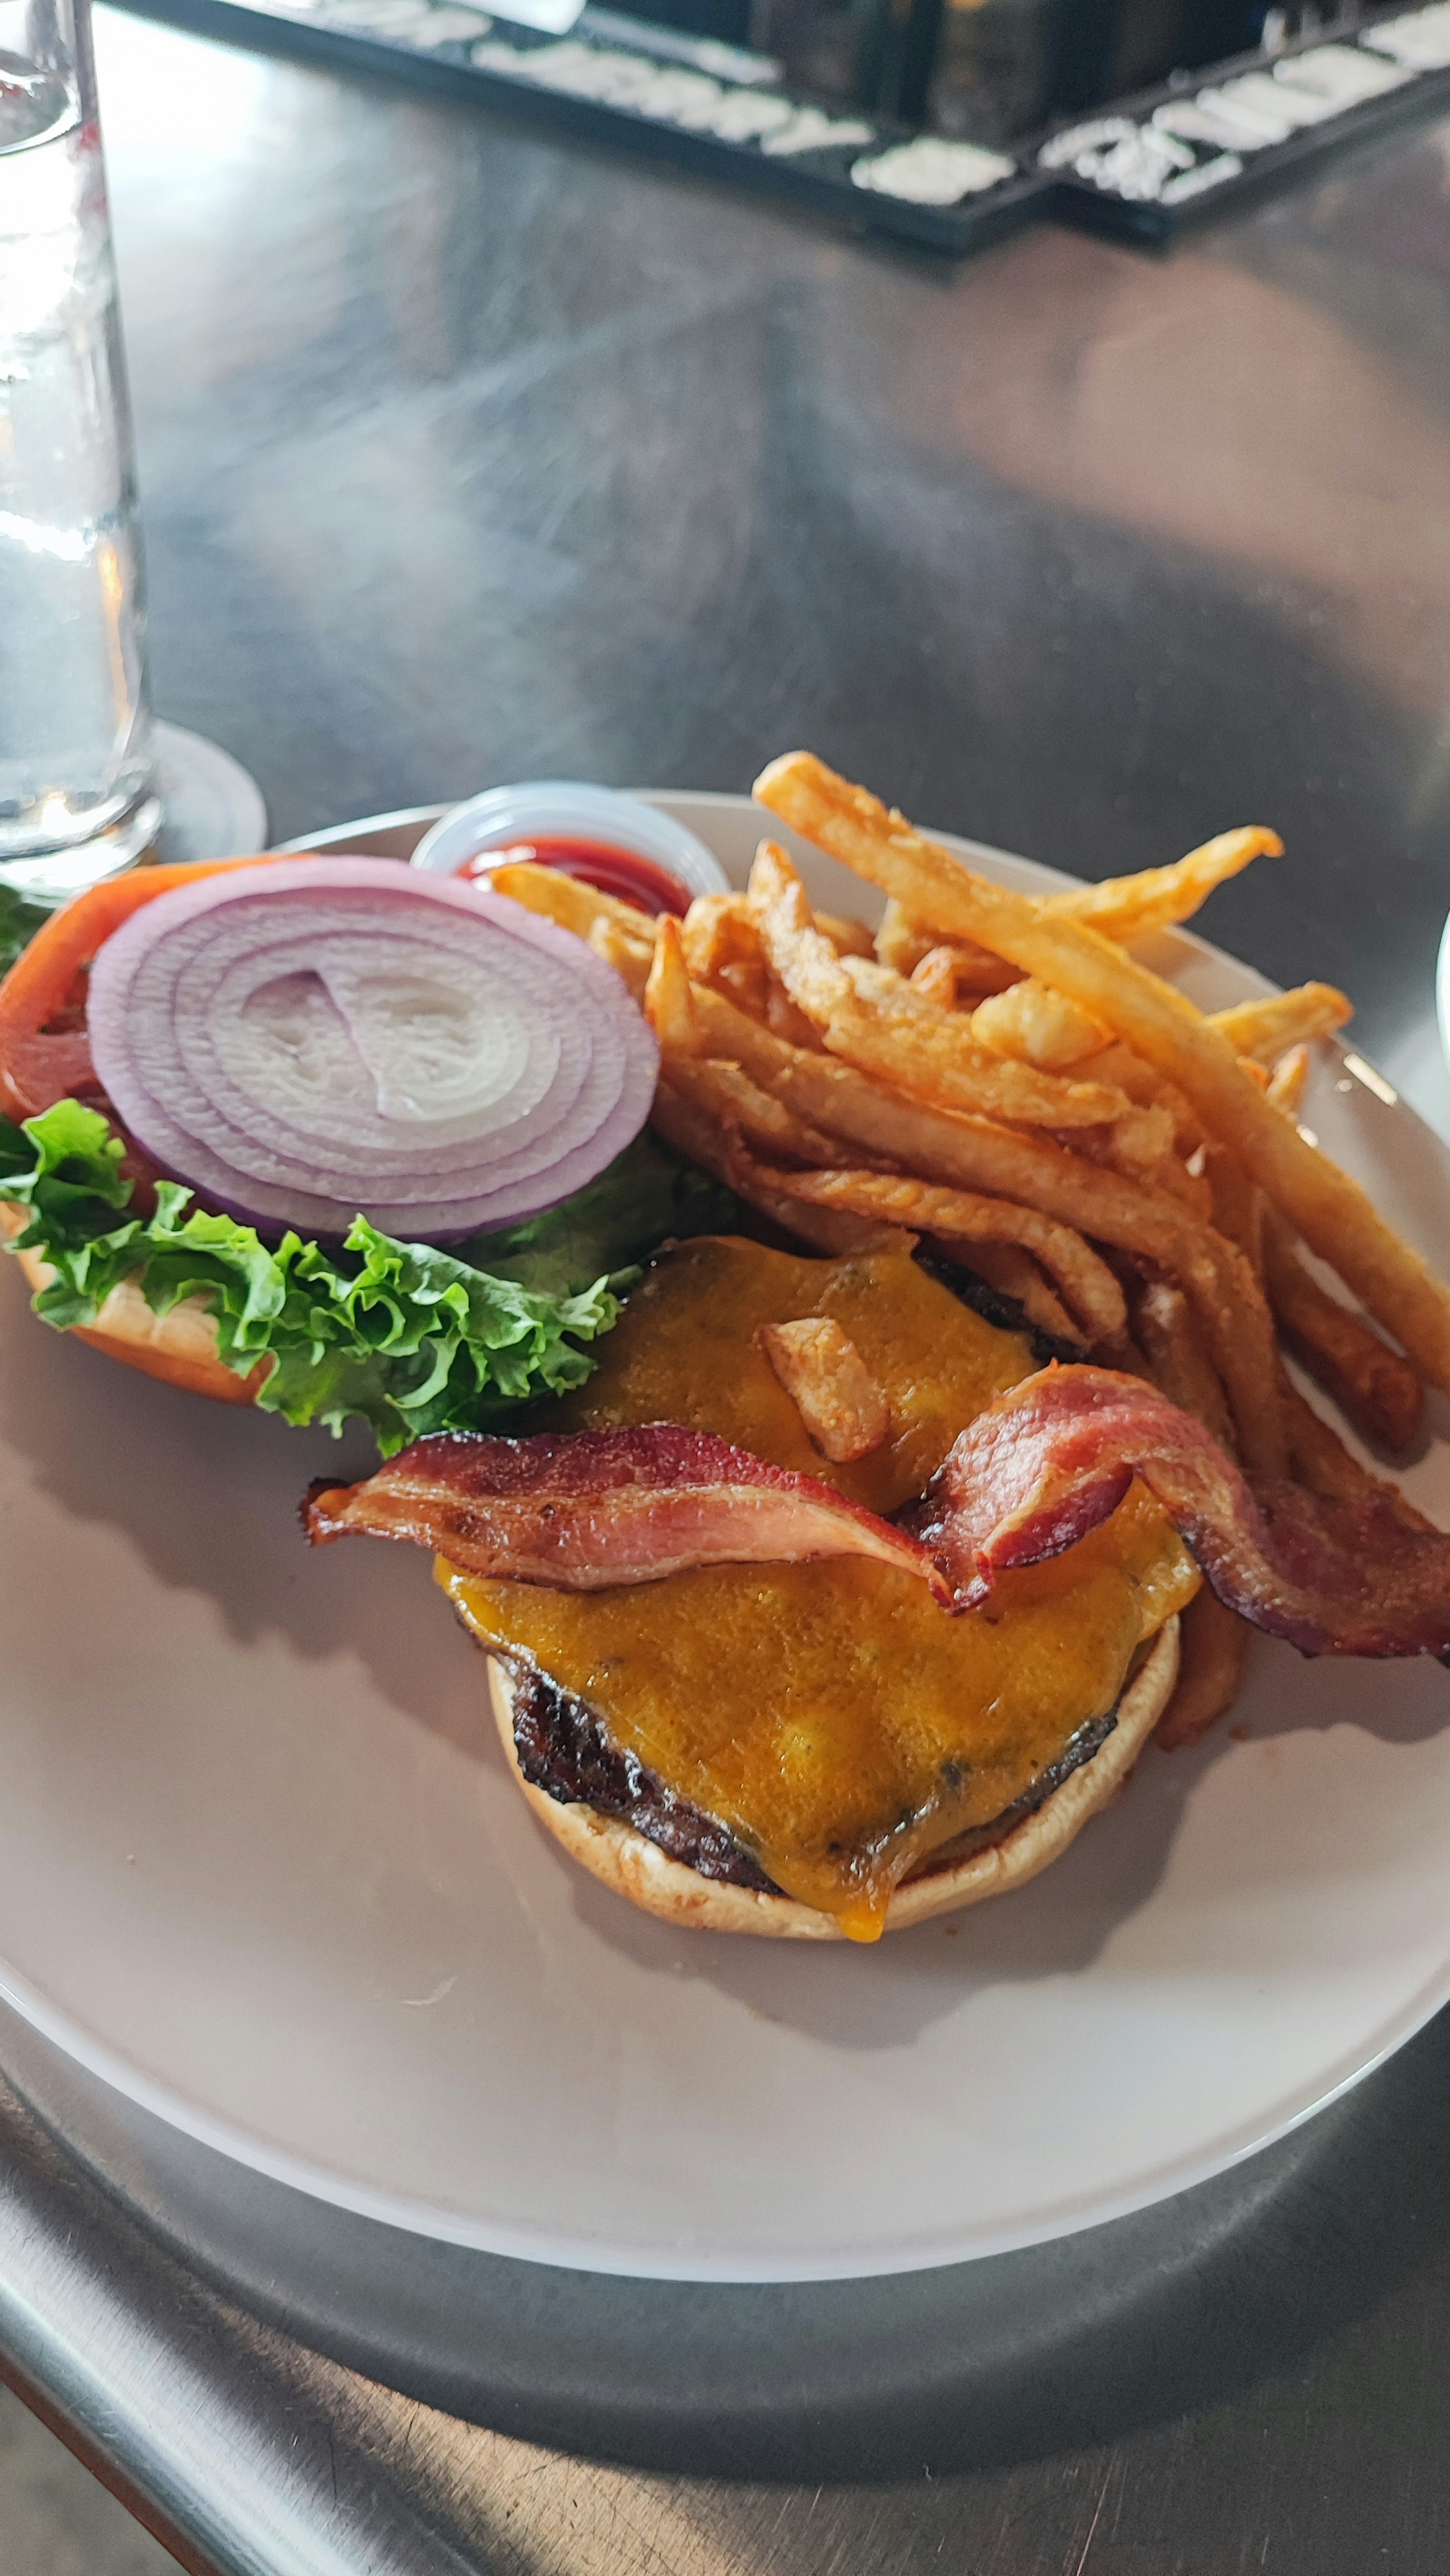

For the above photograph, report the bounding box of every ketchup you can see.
[461,837,691,919]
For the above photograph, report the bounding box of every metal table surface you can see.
[6,10,1450,2568]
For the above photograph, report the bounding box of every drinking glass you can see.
[0,0,158,900]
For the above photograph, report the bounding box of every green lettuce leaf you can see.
[0,1103,735,1455]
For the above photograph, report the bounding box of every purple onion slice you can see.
[86,859,660,1239]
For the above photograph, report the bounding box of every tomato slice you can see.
[0,857,272,1124]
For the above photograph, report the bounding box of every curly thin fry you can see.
[735,1157,1129,1351]
[649,1080,899,1258]
[754,753,1450,1399]
[662,1054,892,1173]
[1210,983,1351,1065]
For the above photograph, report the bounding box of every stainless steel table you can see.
[6,11,1450,2566]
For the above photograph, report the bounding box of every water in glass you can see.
[0,22,156,895]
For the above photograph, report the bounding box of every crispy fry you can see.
[680,894,773,1022]
[764,979,822,1050]
[759,1317,891,1463]
[876,900,1020,996]
[1155,1588,1251,1751]
[1263,1209,1424,1455]
[755,753,1450,1397]
[649,1079,898,1258]
[1210,983,1351,1065]
[662,1054,892,1173]
[490,859,653,955]
[970,978,1109,1071]
[748,844,1134,1133]
[952,1242,1081,1347]
[815,909,876,959]
[737,1158,1130,1351]
[1043,827,1282,940]
[644,918,702,1054]
[910,947,967,1007]
[680,892,757,977]
[586,917,651,1000]
[690,977,1284,1472]
[1280,1370,1433,1533]
[1089,1043,1202,1154]
[1266,1045,1310,1117]
[1205,1146,1263,1280]
[1132,1280,1236,1452]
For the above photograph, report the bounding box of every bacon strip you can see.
[304,1423,951,1601]
[910,1364,1450,1660]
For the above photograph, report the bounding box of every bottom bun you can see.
[488,1616,1180,1939]
[3,1207,266,1407]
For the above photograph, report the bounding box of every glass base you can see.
[0,725,268,906]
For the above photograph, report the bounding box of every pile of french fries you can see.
[492,752,1450,1751]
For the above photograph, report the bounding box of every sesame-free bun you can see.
[1,1203,267,1406]
[487,1616,1180,1939]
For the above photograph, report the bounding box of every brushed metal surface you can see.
[5,6,1449,2566]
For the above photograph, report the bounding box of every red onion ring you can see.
[86,859,660,1239]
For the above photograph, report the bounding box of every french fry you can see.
[689,977,1284,1472]
[649,1079,898,1258]
[910,948,968,1008]
[1280,1370,1433,1533]
[1131,1280,1236,1452]
[491,859,653,955]
[586,917,651,1001]
[953,1241,1081,1347]
[1263,1208,1424,1455]
[970,978,1109,1071]
[755,753,1450,1398]
[1266,1045,1310,1118]
[1209,983,1351,1065]
[1090,1043,1202,1154]
[734,1159,1130,1352]
[816,909,876,960]
[1043,827,1282,940]
[644,918,702,1053]
[677,893,819,1044]
[1155,1588,1251,1751]
[662,1054,892,1173]
[679,893,759,981]
[1205,1147,1264,1280]
[759,1317,890,1462]
[748,844,1134,1133]
[876,899,1020,996]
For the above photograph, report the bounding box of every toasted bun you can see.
[487,1616,1180,1938]
[2,1203,267,1406]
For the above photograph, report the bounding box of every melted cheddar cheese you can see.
[447,1239,1199,1938]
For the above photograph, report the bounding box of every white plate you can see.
[1,796,1448,2284]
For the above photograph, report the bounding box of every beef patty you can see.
[505,1658,1119,1895]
